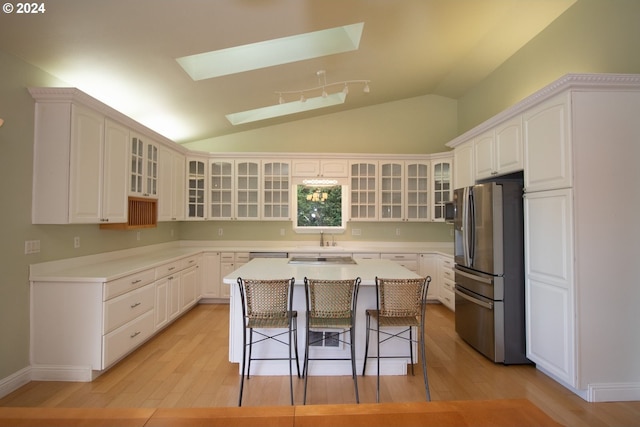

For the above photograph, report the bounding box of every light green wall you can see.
[0,51,181,379]
[1,0,639,387]
[179,221,452,243]
[457,0,640,133]
[183,94,458,154]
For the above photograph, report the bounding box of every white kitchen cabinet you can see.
[474,115,523,181]
[377,160,431,222]
[380,253,418,273]
[418,254,438,300]
[158,147,185,222]
[129,132,158,198]
[453,141,474,189]
[209,159,234,220]
[291,159,348,177]
[349,161,378,221]
[154,277,169,330]
[437,254,455,311]
[235,160,260,220]
[31,99,129,224]
[220,253,249,299]
[201,252,222,299]
[181,265,199,311]
[263,161,290,220]
[523,92,572,192]
[31,253,202,381]
[523,86,640,401]
[430,156,453,222]
[379,161,404,221]
[524,188,574,385]
[186,157,207,220]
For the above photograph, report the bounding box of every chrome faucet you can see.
[320,231,324,247]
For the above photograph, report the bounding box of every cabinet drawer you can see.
[235,252,250,263]
[380,253,417,261]
[155,261,180,279]
[440,287,455,311]
[220,253,235,262]
[181,255,199,270]
[103,309,154,368]
[441,257,454,270]
[352,253,380,259]
[441,278,455,292]
[442,267,454,282]
[103,283,155,334]
[104,268,155,300]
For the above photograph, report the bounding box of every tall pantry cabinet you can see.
[522,75,640,402]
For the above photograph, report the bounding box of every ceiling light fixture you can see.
[225,70,370,126]
[275,70,370,105]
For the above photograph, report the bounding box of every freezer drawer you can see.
[455,285,504,363]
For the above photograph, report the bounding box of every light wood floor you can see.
[1,303,638,426]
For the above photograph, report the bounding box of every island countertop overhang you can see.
[222,258,422,286]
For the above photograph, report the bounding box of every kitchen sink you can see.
[288,256,356,265]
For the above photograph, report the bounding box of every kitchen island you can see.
[223,257,423,376]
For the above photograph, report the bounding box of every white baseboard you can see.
[588,382,640,402]
[30,364,95,382]
[0,367,31,399]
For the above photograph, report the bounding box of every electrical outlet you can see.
[136,231,141,241]
[24,240,41,254]
[280,228,285,236]
[351,228,361,236]
[395,228,401,236]
[73,236,80,248]
[218,228,224,236]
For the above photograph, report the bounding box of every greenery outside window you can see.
[292,181,347,233]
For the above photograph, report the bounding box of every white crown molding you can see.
[27,87,188,153]
[446,73,640,148]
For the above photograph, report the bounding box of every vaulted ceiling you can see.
[0,0,576,143]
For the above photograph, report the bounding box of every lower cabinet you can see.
[438,254,455,311]
[30,254,201,381]
[418,253,438,300]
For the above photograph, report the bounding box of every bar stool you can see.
[236,277,300,406]
[362,276,432,402]
[303,277,361,404]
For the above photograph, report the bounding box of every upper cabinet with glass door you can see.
[430,155,453,222]
[263,161,290,220]
[350,161,378,221]
[405,161,431,221]
[379,161,404,221]
[186,157,207,220]
[235,160,260,220]
[129,132,158,198]
[380,160,432,222]
[209,159,234,220]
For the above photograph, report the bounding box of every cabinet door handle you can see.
[168,267,175,271]
[130,331,141,338]
[130,302,141,308]
[131,279,141,285]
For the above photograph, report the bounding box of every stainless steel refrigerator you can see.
[453,176,530,364]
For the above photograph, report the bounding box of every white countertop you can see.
[29,241,452,283]
[223,258,420,286]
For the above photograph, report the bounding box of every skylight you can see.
[176,23,364,80]
[225,93,346,125]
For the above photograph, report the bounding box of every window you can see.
[292,181,348,233]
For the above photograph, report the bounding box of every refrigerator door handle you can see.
[454,267,493,285]
[455,287,494,310]
[468,188,475,265]
[462,187,471,266]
